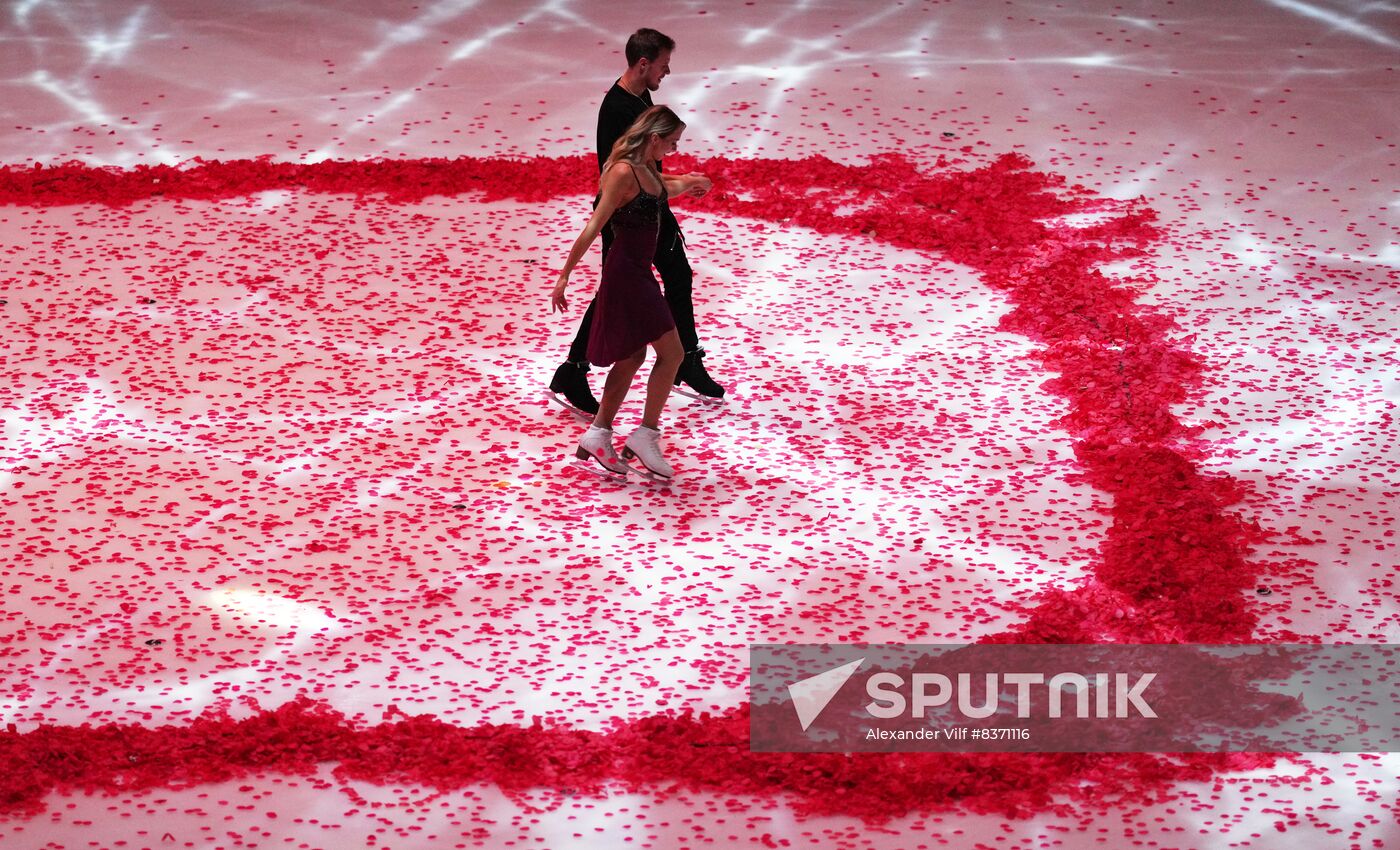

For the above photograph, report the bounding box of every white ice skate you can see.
[621,425,674,482]
[574,426,631,480]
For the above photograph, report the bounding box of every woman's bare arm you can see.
[551,163,640,312]
[660,171,712,200]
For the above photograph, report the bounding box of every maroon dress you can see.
[585,166,676,367]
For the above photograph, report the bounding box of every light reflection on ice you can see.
[1265,0,1400,48]
[80,5,147,64]
[209,587,343,633]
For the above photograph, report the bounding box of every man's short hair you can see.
[625,28,675,66]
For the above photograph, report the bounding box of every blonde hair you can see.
[600,105,684,188]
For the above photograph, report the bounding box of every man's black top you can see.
[597,80,651,171]
[596,80,679,236]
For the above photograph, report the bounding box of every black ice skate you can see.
[672,347,725,403]
[548,360,599,420]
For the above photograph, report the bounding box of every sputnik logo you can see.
[787,658,865,731]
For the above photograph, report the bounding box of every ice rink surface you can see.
[1,1,1396,848]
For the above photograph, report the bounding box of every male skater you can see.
[549,27,723,415]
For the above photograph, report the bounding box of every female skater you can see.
[550,105,709,480]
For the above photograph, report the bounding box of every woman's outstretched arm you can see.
[551,163,639,313]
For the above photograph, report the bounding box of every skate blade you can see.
[624,465,672,485]
[620,449,674,486]
[571,459,631,483]
[670,386,724,404]
[545,389,596,423]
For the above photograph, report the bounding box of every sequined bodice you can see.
[609,183,662,232]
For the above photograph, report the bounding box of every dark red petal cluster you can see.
[2,698,1279,822]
